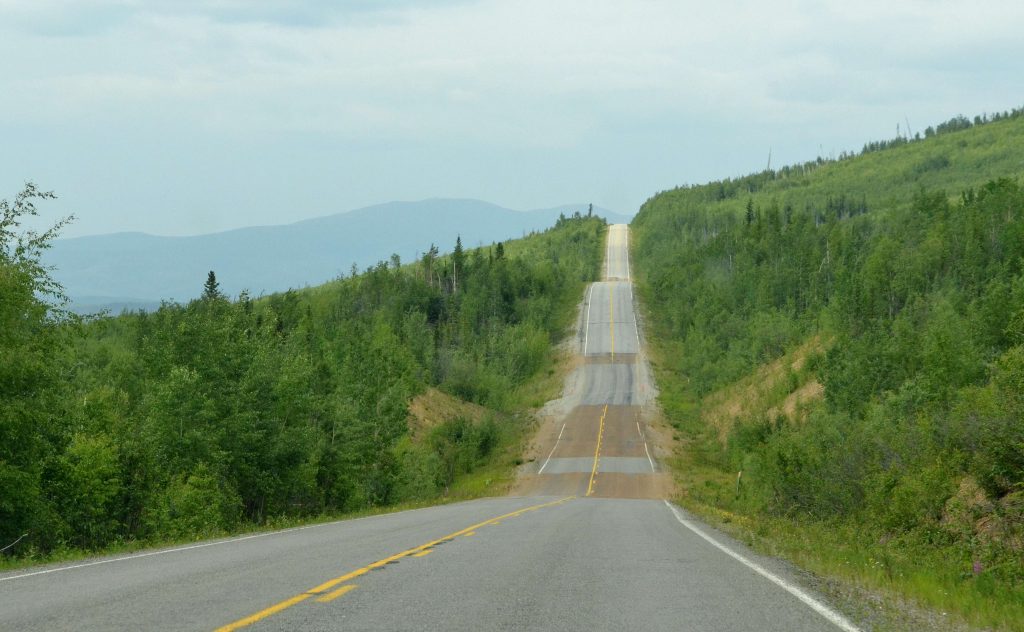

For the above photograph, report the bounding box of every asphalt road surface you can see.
[0,225,860,631]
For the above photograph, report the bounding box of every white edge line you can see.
[662,501,861,632]
[628,283,640,349]
[636,416,654,471]
[624,228,630,281]
[609,280,615,356]
[0,498,492,584]
[583,283,594,355]
[538,423,567,475]
[604,230,609,279]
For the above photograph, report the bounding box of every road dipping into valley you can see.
[0,224,861,632]
[515,224,670,499]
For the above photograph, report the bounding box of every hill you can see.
[44,199,629,311]
[632,109,1024,629]
[2,193,606,559]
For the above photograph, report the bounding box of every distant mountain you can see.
[46,199,631,312]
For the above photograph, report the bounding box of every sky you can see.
[2,0,1022,238]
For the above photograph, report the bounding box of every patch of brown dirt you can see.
[512,402,677,500]
[943,477,1024,552]
[588,472,675,500]
[513,472,590,498]
[407,387,490,441]
[770,379,824,422]
[583,354,639,365]
[702,336,828,444]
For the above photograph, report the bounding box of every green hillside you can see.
[643,110,1024,229]
[633,110,1024,629]
[1,190,604,563]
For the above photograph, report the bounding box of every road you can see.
[0,225,859,631]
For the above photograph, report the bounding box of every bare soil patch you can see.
[407,387,490,441]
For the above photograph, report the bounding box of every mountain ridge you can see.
[47,198,630,311]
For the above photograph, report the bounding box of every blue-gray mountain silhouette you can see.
[47,198,630,312]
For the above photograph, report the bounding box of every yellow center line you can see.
[315,584,358,603]
[412,550,433,558]
[217,592,311,628]
[213,496,575,631]
[586,405,608,497]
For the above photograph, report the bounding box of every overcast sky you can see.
[2,0,1022,238]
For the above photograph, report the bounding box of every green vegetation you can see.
[633,110,1024,629]
[0,189,603,562]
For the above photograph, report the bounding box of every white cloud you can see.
[4,0,1022,142]
[1,0,1022,235]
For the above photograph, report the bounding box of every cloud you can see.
[1,0,1022,236]
[4,0,1022,143]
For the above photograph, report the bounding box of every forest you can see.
[0,187,604,558]
[632,113,1024,626]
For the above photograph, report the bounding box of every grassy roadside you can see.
[446,225,607,498]
[444,344,578,498]
[631,111,1024,632]
[0,493,494,574]
[638,291,1023,631]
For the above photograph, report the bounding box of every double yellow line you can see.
[214,496,574,631]
[586,404,608,497]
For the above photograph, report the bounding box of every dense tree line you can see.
[653,106,1024,206]
[0,185,603,556]
[634,174,1024,586]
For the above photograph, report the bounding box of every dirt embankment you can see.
[701,336,828,444]
[407,387,491,441]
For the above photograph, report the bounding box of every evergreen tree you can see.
[202,270,221,300]
[452,235,464,293]
[0,201,606,556]
[422,244,439,287]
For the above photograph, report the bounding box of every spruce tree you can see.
[202,270,221,300]
[452,235,464,293]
